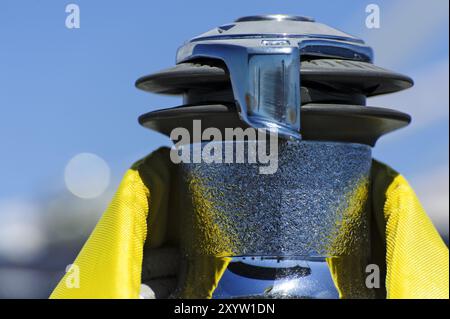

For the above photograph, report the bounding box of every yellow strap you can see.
[327,161,449,299]
[51,153,449,299]
[50,168,149,298]
[384,174,449,299]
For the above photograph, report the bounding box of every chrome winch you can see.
[136,14,413,299]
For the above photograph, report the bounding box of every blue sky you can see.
[0,1,448,235]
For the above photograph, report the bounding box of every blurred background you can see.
[0,0,448,298]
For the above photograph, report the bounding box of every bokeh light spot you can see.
[64,153,110,199]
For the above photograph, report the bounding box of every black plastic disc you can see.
[135,60,413,97]
[138,103,410,146]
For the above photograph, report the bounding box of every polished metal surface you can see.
[212,257,340,299]
[187,16,367,44]
[235,15,315,22]
[176,16,374,139]
[178,44,302,139]
[175,255,377,299]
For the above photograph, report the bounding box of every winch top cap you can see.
[138,14,413,143]
[175,14,375,138]
[187,14,365,46]
[235,15,315,22]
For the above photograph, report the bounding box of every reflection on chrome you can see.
[174,256,377,299]
[213,257,339,299]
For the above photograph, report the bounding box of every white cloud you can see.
[0,199,46,263]
[410,165,449,237]
[363,0,449,68]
